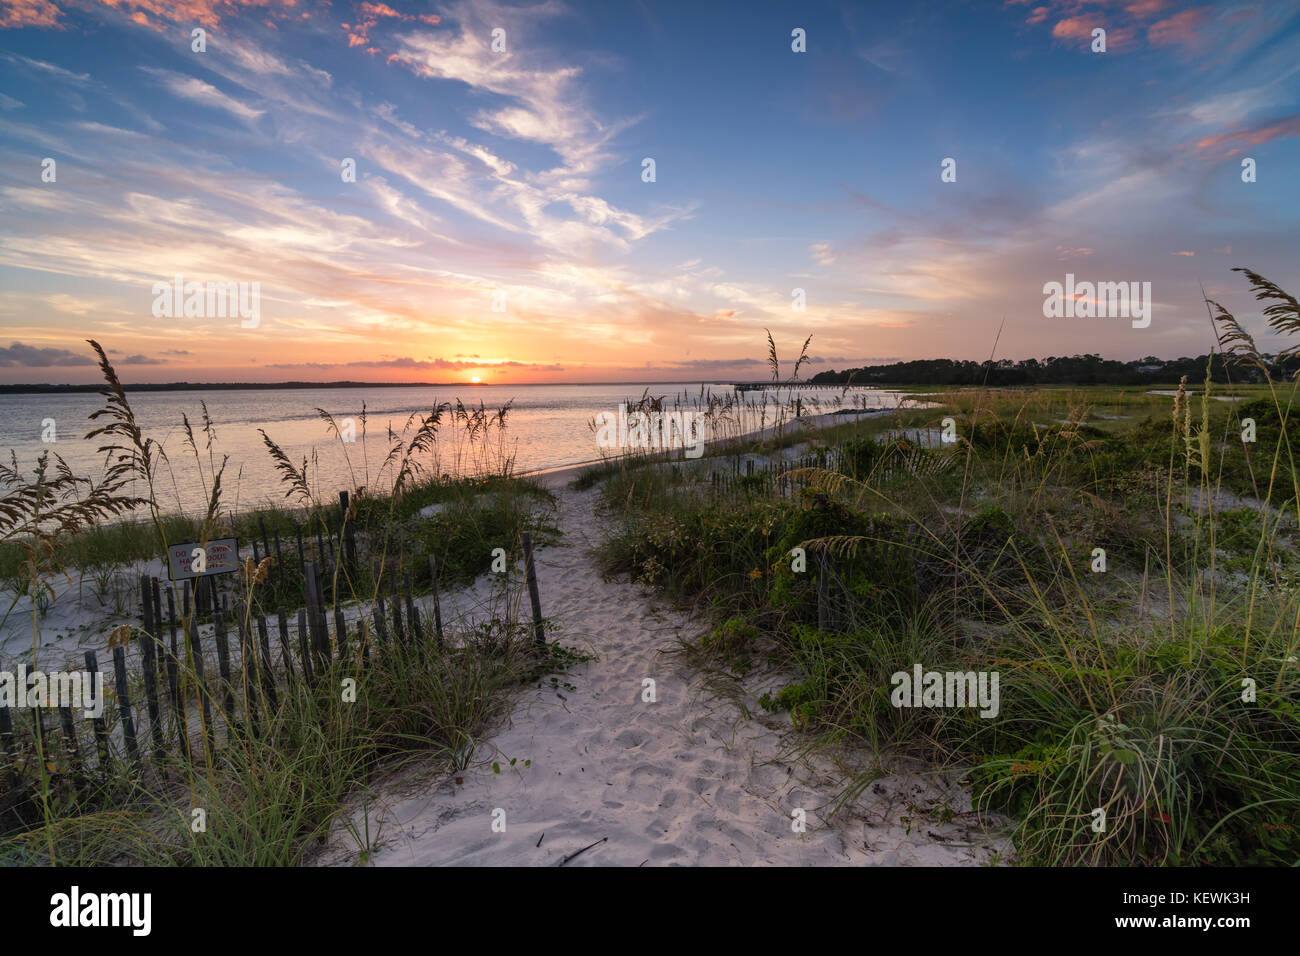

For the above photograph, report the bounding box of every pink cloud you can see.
[1124,0,1169,18]
[1051,16,1095,41]
[344,2,439,51]
[1055,245,1094,259]
[1148,7,1210,49]
[0,0,63,28]
[91,1,304,31]
[1194,114,1300,156]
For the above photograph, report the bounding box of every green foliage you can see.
[410,485,557,587]
[703,617,759,655]
[585,307,1300,866]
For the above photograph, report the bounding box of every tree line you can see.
[809,353,1300,387]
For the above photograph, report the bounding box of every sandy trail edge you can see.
[312,479,1012,867]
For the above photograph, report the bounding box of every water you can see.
[1146,390,1242,402]
[0,382,913,516]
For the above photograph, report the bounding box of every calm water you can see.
[0,383,911,516]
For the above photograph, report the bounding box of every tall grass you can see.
[0,342,567,866]
[586,270,1300,866]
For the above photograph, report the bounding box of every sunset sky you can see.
[0,0,1297,385]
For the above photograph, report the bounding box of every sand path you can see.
[316,481,1008,866]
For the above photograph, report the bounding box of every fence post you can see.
[161,588,186,757]
[303,561,325,672]
[335,607,348,661]
[140,574,154,635]
[273,525,285,593]
[0,704,19,792]
[277,607,296,683]
[235,604,257,737]
[84,651,111,770]
[138,629,163,759]
[111,646,139,766]
[428,556,444,650]
[186,614,215,759]
[370,559,386,638]
[258,515,272,574]
[297,608,314,684]
[257,612,279,712]
[212,605,236,729]
[25,672,44,762]
[405,574,420,647]
[521,532,545,649]
[390,569,405,644]
[339,491,357,569]
[58,705,82,777]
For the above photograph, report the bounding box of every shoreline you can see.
[2,406,902,536]
[519,407,894,489]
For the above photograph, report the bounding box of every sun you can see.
[470,375,481,384]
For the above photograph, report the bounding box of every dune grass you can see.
[586,271,1300,866]
[0,341,569,866]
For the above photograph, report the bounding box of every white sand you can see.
[314,476,1012,867]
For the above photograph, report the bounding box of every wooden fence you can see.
[0,532,546,804]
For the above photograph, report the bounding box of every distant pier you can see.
[731,380,868,393]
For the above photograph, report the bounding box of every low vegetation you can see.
[584,269,1300,866]
[0,342,566,865]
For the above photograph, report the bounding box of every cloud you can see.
[266,356,565,372]
[1050,17,1095,42]
[2,53,88,83]
[0,341,94,367]
[43,293,102,315]
[142,68,265,121]
[87,0,305,31]
[1193,113,1300,156]
[344,2,441,52]
[0,0,62,29]
[1055,245,1094,259]
[388,2,618,178]
[1125,0,1171,17]
[1148,7,1211,50]
[1023,0,1168,52]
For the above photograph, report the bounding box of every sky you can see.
[0,0,1297,385]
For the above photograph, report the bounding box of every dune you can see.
[311,475,1011,866]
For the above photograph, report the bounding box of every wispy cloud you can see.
[141,68,266,122]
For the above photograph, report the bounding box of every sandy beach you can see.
[311,474,1010,866]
